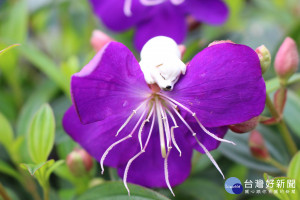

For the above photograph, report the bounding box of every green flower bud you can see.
[255,45,271,74]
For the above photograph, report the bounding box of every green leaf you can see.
[0,44,20,56]
[0,0,28,43]
[18,44,70,96]
[284,91,300,138]
[0,160,22,182]
[77,182,170,200]
[45,160,64,180]
[287,151,300,181]
[20,161,49,176]
[20,160,55,188]
[17,81,58,136]
[264,173,300,200]
[0,112,14,151]
[175,179,224,200]
[219,125,290,172]
[27,104,55,164]
[20,159,63,183]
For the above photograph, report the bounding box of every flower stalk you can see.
[0,183,11,200]
[266,157,288,174]
[265,93,297,156]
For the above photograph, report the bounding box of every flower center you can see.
[124,0,185,16]
[99,92,236,196]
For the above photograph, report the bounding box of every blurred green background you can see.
[0,0,300,200]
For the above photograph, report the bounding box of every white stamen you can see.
[164,147,175,196]
[138,106,154,150]
[160,102,172,148]
[140,0,166,6]
[116,100,148,136]
[170,105,196,136]
[170,0,185,5]
[164,108,181,156]
[124,113,156,195]
[170,101,225,179]
[124,0,133,16]
[160,94,235,145]
[194,137,225,179]
[170,126,181,156]
[159,93,194,114]
[100,107,148,174]
[194,116,236,145]
[155,97,167,158]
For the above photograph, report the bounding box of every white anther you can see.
[139,36,186,91]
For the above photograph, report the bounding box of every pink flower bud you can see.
[249,130,270,160]
[178,44,186,58]
[275,37,299,82]
[255,45,271,74]
[208,40,235,47]
[186,15,200,31]
[90,30,114,52]
[67,148,93,176]
[229,116,259,134]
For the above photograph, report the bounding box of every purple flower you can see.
[89,0,229,50]
[63,41,266,195]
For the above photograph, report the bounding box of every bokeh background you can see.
[0,0,300,200]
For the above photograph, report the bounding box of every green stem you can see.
[265,93,298,156]
[43,187,49,200]
[265,94,279,119]
[0,183,11,200]
[267,158,288,174]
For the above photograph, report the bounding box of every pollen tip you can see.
[175,125,179,128]
[129,135,133,138]
[192,133,196,136]
[192,113,196,117]
[146,119,150,122]
[133,110,137,114]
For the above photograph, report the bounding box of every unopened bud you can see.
[249,130,270,160]
[187,15,200,31]
[90,30,114,52]
[255,45,271,74]
[275,37,299,84]
[67,148,93,176]
[178,44,186,58]
[229,116,259,134]
[208,40,235,47]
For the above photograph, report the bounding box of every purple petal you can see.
[117,122,193,187]
[168,43,266,127]
[89,0,148,31]
[184,0,229,25]
[71,42,150,124]
[63,106,141,167]
[134,7,186,51]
